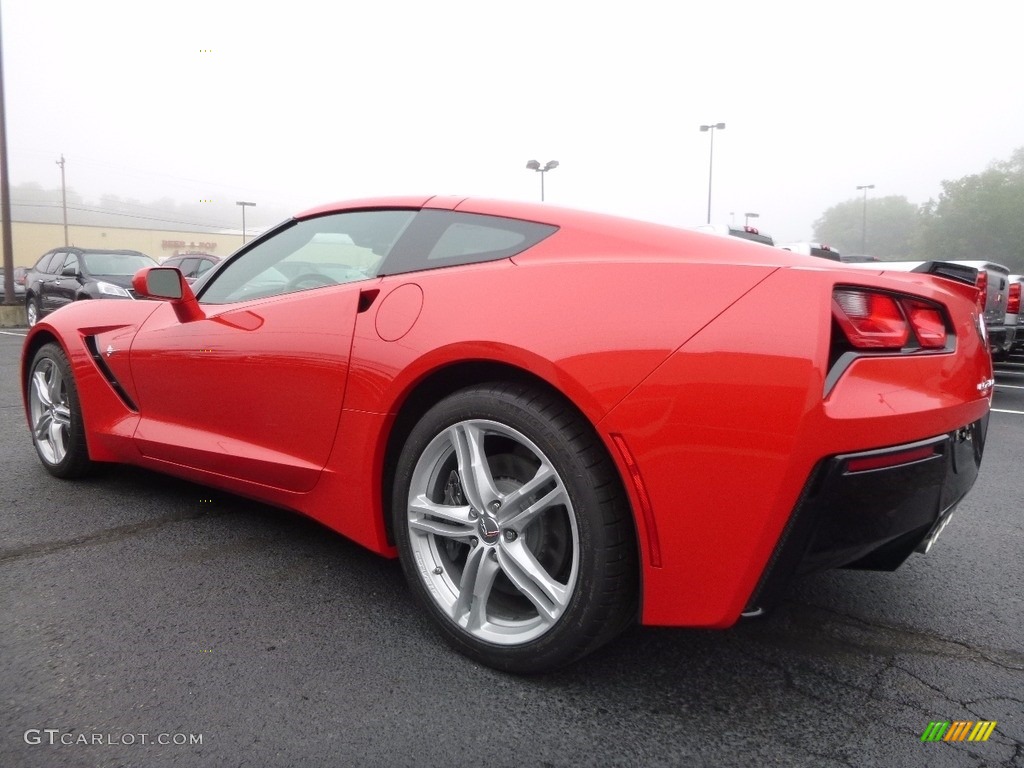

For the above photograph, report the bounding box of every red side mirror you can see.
[132,267,204,323]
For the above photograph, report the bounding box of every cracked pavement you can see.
[1,332,1021,767]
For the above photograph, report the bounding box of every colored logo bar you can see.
[921,721,997,742]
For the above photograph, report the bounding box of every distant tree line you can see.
[8,182,289,235]
[813,147,1024,274]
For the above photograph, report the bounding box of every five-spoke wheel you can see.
[27,343,92,478]
[393,383,637,673]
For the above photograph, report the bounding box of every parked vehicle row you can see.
[1,266,28,299]
[23,248,157,327]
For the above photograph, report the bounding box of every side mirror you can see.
[132,267,204,323]
[61,264,78,277]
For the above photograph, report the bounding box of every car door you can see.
[36,251,67,315]
[50,252,82,312]
[126,209,417,493]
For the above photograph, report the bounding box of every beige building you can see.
[2,221,248,267]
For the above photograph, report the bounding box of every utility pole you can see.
[0,3,16,305]
[57,154,68,246]
[856,184,875,255]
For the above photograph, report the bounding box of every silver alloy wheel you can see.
[26,299,37,327]
[406,418,580,646]
[29,356,72,465]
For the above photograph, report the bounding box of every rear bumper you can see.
[745,414,988,613]
[988,325,1014,355]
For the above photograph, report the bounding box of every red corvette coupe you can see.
[22,196,992,672]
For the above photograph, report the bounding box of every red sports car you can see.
[21,196,992,672]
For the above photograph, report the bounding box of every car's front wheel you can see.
[392,383,637,673]
[27,342,93,478]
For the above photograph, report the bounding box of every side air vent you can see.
[84,336,138,411]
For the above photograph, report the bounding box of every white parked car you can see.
[778,242,842,261]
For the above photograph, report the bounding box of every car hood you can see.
[90,274,137,289]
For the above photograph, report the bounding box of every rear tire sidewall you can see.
[392,384,633,673]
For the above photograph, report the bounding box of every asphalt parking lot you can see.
[1,329,1022,768]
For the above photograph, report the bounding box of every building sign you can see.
[162,240,217,250]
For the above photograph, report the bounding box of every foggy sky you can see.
[5,0,1023,243]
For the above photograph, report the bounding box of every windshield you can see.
[82,253,155,275]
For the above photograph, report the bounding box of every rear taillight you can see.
[905,300,947,348]
[975,270,987,312]
[832,288,948,350]
[832,290,909,348]
[1008,282,1021,314]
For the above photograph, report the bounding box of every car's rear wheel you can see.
[26,295,39,327]
[392,382,637,673]
[27,343,92,478]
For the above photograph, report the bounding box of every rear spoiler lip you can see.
[910,260,979,287]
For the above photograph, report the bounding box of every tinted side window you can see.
[177,258,201,278]
[200,210,416,305]
[195,258,216,276]
[381,210,558,276]
[37,252,63,273]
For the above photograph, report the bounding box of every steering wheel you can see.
[285,273,337,291]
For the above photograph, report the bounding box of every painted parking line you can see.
[0,330,27,337]
[992,408,1024,415]
[995,384,1024,390]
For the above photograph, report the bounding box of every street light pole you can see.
[0,4,16,305]
[525,159,559,202]
[700,123,725,224]
[856,184,874,254]
[57,154,68,247]
[236,201,255,243]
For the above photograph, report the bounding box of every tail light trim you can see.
[825,285,956,396]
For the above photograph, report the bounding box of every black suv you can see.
[24,247,156,327]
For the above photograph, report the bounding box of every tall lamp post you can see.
[856,184,874,255]
[236,201,255,243]
[699,122,725,223]
[56,154,68,246]
[744,212,759,227]
[525,159,558,202]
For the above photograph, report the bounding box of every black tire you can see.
[392,382,638,673]
[26,295,40,327]
[26,342,93,478]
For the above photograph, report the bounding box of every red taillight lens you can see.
[1008,282,1021,314]
[833,289,949,351]
[905,300,947,348]
[975,270,987,312]
[832,290,910,348]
